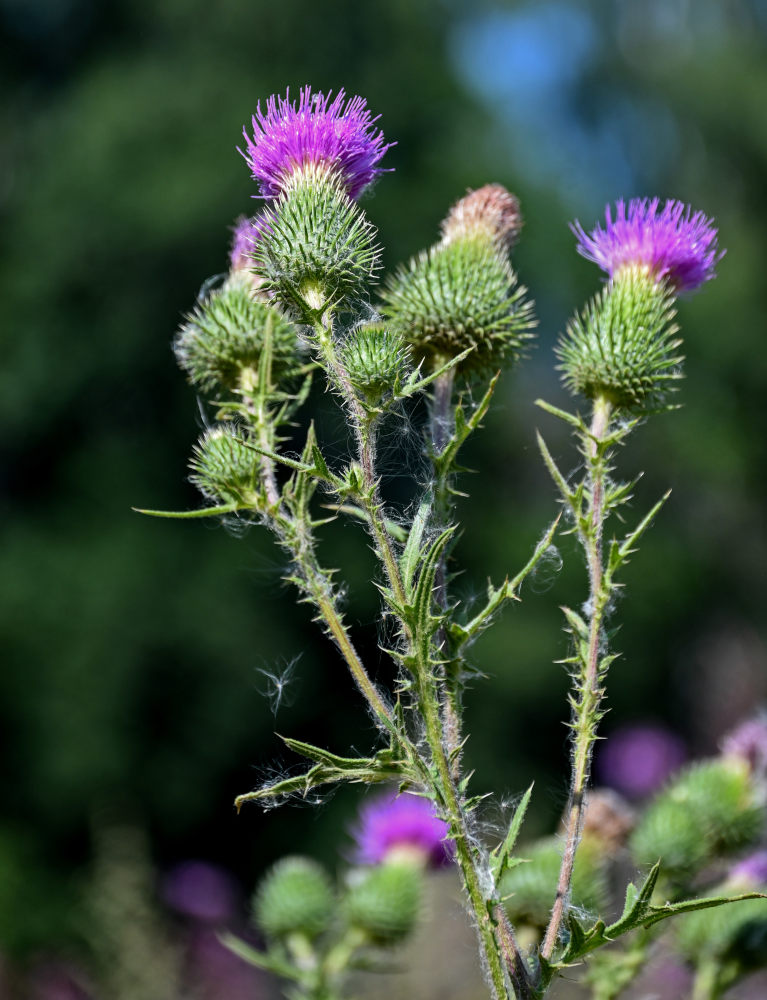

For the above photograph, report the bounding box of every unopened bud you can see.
[440,184,522,252]
[345,862,421,945]
[254,857,335,939]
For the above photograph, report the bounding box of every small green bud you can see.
[174,274,300,392]
[500,837,608,927]
[381,234,534,374]
[556,266,682,411]
[251,172,381,321]
[631,758,764,876]
[254,857,335,940]
[338,323,412,406]
[345,862,421,945]
[189,425,258,506]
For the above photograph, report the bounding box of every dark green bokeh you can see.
[1,0,765,964]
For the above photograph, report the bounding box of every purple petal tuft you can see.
[351,791,454,868]
[238,86,393,200]
[571,198,723,292]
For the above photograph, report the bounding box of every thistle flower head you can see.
[351,791,453,868]
[572,198,722,292]
[239,86,393,200]
[441,184,522,252]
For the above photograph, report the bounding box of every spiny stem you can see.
[541,393,612,961]
[313,322,528,996]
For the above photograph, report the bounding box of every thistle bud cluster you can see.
[142,80,738,1000]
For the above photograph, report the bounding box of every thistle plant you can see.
[138,85,767,1000]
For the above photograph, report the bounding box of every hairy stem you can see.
[541,394,612,961]
[428,370,465,773]
[314,324,529,997]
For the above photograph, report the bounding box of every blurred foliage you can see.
[0,0,766,969]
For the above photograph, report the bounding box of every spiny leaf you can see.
[491,784,534,881]
[132,502,242,519]
[534,398,587,430]
[219,934,303,982]
[400,496,432,594]
[536,431,575,506]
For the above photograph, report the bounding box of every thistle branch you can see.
[541,393,612,961]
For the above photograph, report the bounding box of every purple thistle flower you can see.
[597,723,687,799]
[729,850,767,887]
[229,213,273,273]
[571,198,722,292]
[239,86,393,200]
[351,791,454,868]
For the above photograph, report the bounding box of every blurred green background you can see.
[1,0,766,985]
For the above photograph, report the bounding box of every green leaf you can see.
[536,431,575,507]
[409,526,455,656]
[534,398,587,430]
[400,496,432,594]
[561,605,589,640]
[491,784,533,881]
[132,502,241,519]
[219,933,303,982]
[508,516,562,595]
[235,741,410,810]
[401,347,474,396]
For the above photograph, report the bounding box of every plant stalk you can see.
[541,393,612,961]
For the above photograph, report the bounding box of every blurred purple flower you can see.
[571,198,722,292]
[730,850,767,887]
[722,715,767,775]
[351,791,454,867]
[185,927,266,1000]
[239,86,393,200]
[161,860,239,924]
[597,723,687,799]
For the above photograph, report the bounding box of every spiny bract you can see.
[556,267,683,411]
[189,425,258,506]
[381,236,534,374]
[338,323,413,405]
[254,856,335,939]
[174,275,300,392]
[251,173,381,320]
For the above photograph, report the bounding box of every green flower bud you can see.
[631,758,764,877]
[500,837,608,928]
[338,323,413,406]
[381,233,534,375]
[251,170,381,321]
[556,266,682,411]
[174,274,300,393]
[345,862,421,945]
[254,857,335,940]
[189,425,258,506]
